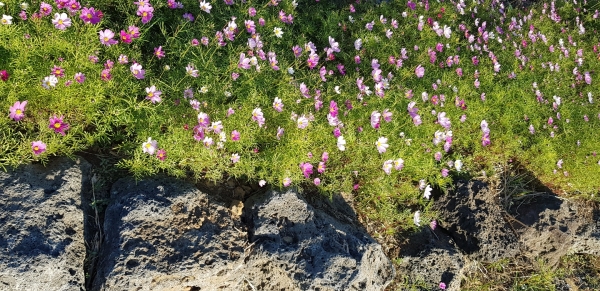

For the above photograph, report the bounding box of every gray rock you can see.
[245,189,395,291]
[0,157,91,291]
[91,176,248,291]
[93,179,393,291]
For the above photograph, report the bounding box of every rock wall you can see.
[0,157,91,291]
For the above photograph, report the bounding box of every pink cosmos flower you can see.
[31,141,47,155]
[9,100,27,121]
[299,162,313,179]
[376,137,389,154]
[389,159,402,171]
[276,126,284,140]
[100,69,111,81]
[415,65,425,78]
[317,162,326,174]
[273,97,284,112]
[49,115,69,135]
[383,109,393,122]
[156,149,167,161]
[52,13,71,30]
[203,137,213,148]
[130,63,145,79]
[231,153,240,164]
[51,65,65,77]
[137,5,154,23]
[252,108,266,128]
[40,2,53,16]
[438,112,451,130]
[321,152,329,162]
[142,137,157,154]
[80,7,102,24]
[99,29,117,46]
[145,85,162,103]
[210,121,223,134]
[231,130,240,141]
[74,72,85,83]
[197,112,210,127]
[297,115,309,129]
[313,178,321,186]
[154,46,165,59]
[371,111,381,129]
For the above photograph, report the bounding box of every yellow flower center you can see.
[2,19,7,24]
[142,12,147,17]
[145,143,151,148]
[87,13,92,19]
[16,109,22,115]
[104,37,109,42]
[148,92,153,97]
[58,19,63,25]
[54,122,61,128]
[55,70,60,75]
[34,146,39,151]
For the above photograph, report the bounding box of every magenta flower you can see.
[127,25,141,38]
[100,69,111,81]
[156,149,167,161]
[137,5,154,23]
[130,63,145,79]
[154,46,165,59]
[49,115,69,136]
[145,85,162,103]
[317,162,326,174]
[197,112,210,127]
[40,2,53,16]
[0,70,8,81]
[252,108,266,128]
[321,152,329,162]
[74,72,85,83]
[80,7,102,24]
[313,178,321,186]
[439,282,447,290]
[231,130,240,141]
[99,29,117,46]
[31,141,47,155]
[415,65,425,78]
[482,133,490,146]
[120,30,132,43]
[51,65,65,77]
[52,13,71,30]
[9,100,27,121]
[299,162,313,178]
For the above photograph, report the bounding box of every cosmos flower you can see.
[48,115,69,135]
[9,100,27,121]
[382,160,393,175]
[415,65,425,78]
[130,63,145,79]
[142,137,157,155]
[31,141,47,155]
[99,29,117,46]
[156,149,167,161]
[52,13,71,30]
[376,137,389,154]
[145,85,162,103]
[199,0,212,13]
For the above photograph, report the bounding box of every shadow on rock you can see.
[396,179,600,290]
